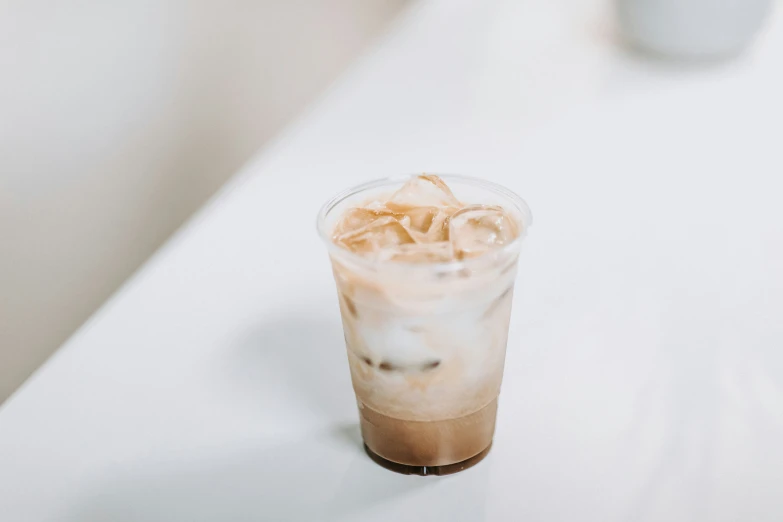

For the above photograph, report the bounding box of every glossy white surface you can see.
[2,1,783,520]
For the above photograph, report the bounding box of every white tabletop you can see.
[3,1,783,520]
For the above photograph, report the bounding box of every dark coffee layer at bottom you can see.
[364,442,492,476]
[358,397,498,470]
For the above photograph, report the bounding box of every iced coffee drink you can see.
[317,174,531,475]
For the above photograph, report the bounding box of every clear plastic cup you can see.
[317,174,532,475]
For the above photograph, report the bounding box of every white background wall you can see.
[0,0,407,402]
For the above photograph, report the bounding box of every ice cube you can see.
[377,241,454,263]
[449,205,518,259]
[425,207,459,242]
[364,199,388,211]
[331,176,519,262]
[400,206,438,233]
[356,320,440,370]
[333,208,397,237]
[386,175,461,211]
[335,216,418,254]
[392,206,459,242]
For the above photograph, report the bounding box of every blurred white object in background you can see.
[618,0,773,58]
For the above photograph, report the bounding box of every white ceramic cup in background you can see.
[617,0,773,58]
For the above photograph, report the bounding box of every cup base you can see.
[358,398,498,470]
[364,442,492,476]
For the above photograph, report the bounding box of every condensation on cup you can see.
[317,174,532,475]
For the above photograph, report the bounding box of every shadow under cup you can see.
[317,175,532,475]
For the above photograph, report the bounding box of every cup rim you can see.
[316,173,532,273]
